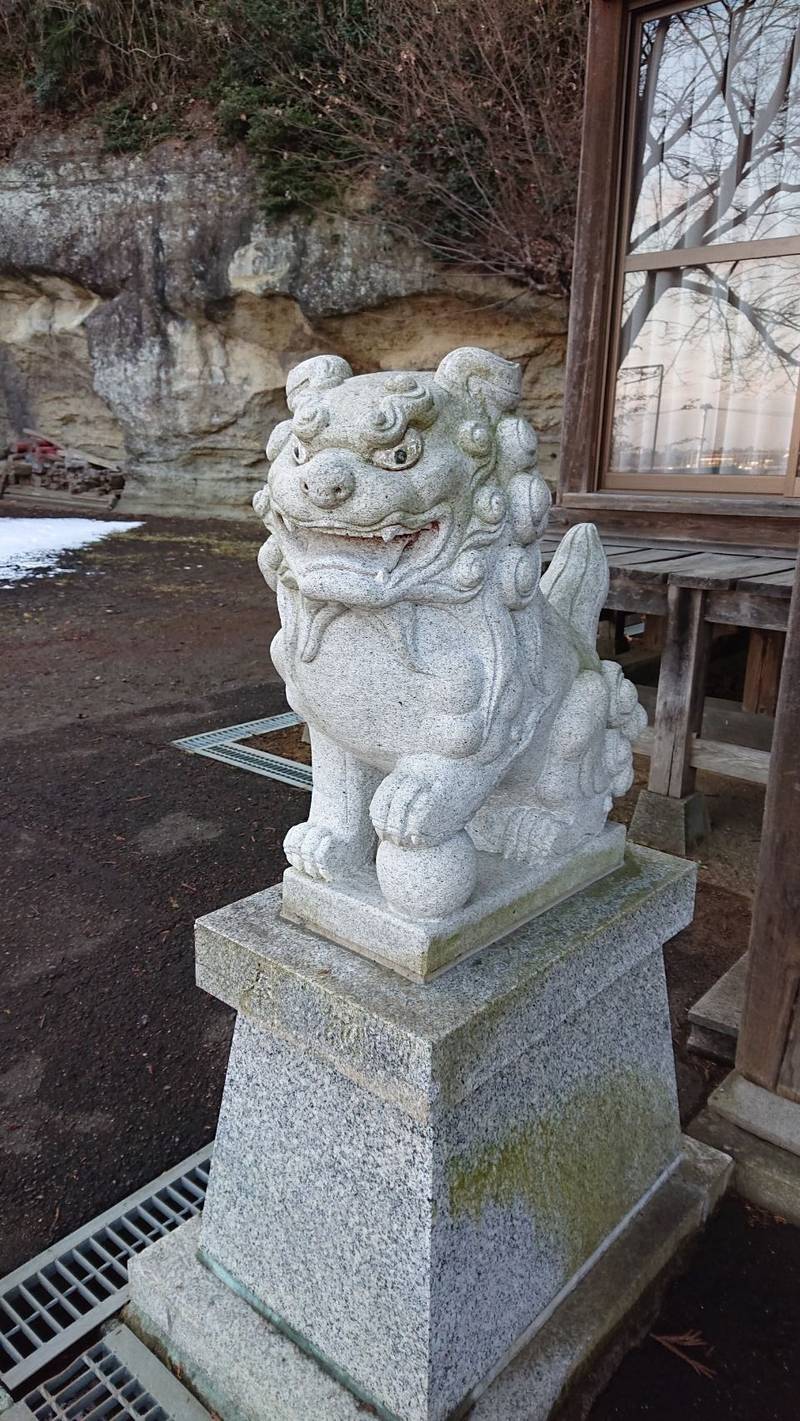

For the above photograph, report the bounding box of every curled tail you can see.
[540,523,609,648]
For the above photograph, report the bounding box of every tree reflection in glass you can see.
[612,258,800,477]
[630,0,800,253]
[610,0,800,481]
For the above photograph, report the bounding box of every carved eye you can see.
[372,429,422,471]
[292,440,309,465]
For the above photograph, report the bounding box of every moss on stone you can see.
[446,1069,674,1271]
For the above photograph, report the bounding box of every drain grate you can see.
[0,1148,212,1392]
[173,711,300,753]
[173,712,312,790]
[6,1324,210,1420]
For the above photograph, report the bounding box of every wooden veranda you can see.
[553,0,800,850]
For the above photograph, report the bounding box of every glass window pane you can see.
[629,0,800,253]
[610,256,800,478]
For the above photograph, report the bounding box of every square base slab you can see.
[126,1139,731,1421]
[281,823,626,981]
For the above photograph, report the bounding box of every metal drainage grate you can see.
[7,1324,210,1421]
[173,711,312,791]
[0,1147,212,1392]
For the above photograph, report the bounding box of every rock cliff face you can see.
[0,133,567,516]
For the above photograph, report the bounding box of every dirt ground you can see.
[0,508,795,1418]
[0,510,292,1274]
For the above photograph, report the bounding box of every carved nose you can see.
[300,460,355,510]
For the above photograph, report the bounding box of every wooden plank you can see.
[778,1010,800,1102]
[613,552,794,590]
[740,567,797,591]
[704,589,790,632]
[640,614,665,652]
[1,485,121,514]
[557,0,628,498]
[558,495,800,551]
[737,567,800,1093]
[561,491,800,518]
[605,572,669,616]
[599,543,656,555]
[604,547,689,569]
[743,630,786,716]
[687,739,770,786]
[634,728,770,786]
[647,585,711,799]
[669,555,797,588]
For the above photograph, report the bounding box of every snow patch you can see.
[0,518,141,586]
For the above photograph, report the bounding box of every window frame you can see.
[559,0,800,518]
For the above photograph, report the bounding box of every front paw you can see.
[370,764,456,848]
[283,821,360,882]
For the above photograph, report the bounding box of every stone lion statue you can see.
[253,347,645,924]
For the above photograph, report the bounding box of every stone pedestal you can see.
[689,1070,800,1227]
[126,845,725,1421]
[629,788,710,856]
[282,822,625,981]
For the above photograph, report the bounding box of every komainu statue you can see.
[253,347,646,974]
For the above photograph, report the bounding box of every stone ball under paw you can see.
[376,832,477,919]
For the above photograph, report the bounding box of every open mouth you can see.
[272,508,444,582]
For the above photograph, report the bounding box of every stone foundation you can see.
[125,845,721,1421]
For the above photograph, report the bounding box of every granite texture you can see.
[281,822,625,980]
[126,1140,731,1421]
[255,347,646,932]
[196,846,695,1121]
[127,1218,364,1421]
[629,789,710,856]
[190,847,695,1421]
[689,1108,800,1227]
[707,1070,800,1159]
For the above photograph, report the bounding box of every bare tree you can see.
[317,0,587,292]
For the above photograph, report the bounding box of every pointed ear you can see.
[434,347,521,419]
[266,419,293,462]
[286,354,353,412]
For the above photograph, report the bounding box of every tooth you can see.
[381,528,393,541]
[376,570,387,584]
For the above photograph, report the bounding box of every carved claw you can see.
[370,772,445,848]
[283,821,352,882]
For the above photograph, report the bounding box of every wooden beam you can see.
[559,495,800,551]
[742,630,785,716]
[647,585,711,799]
[704,590,789,633]
[558,0,628,499]
[634,728,770,787]
[737,563,800,1094]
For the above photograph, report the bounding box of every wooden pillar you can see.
[648,584,711,799]
[737,569,800,1099]
[742,628,785,716]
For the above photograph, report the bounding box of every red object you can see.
[13,438,60,459]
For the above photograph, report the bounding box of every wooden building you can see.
[556,0,800,850]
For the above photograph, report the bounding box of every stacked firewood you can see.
[1,430,125,505]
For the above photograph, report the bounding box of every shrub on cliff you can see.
[0,0,586,293]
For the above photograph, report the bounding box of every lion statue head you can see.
[253,347,552,610]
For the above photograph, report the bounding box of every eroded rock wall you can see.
[0,134,567,516]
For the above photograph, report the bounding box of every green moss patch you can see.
[447,1069,674,1271]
